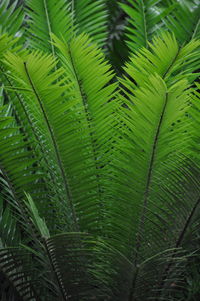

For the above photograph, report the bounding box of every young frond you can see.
[51,33,119,234]
[107,74,193,252]
[122,31,200,88]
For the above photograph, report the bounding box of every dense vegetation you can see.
[0,0,200,300]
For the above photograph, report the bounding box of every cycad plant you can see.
[0,0,200,300]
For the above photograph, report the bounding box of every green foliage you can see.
[0,0,200,300]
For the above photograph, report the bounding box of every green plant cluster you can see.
[0,0,200,300]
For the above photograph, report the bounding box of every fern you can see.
[0,1,200,301]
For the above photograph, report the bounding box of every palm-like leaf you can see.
[4,50,78,231]
[120,0,175,53]
[3,33,118,235]
[25,0,108,55]
[25,0,73,55]
[122,32,200,88]
[0,2,200,300]
[163,0,200,43]
[72,0,108,47]
[101,157,200,300]
[0,85,51,238]
[52,33,119,234]
[107,75,192,250]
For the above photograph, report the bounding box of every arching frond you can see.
[122,31,200,89]
[25,0,74,55]
[107,75,193,252]
[73,0,108,47]
[3,35,118,235]
[0,93,48,211]
[4,50,78,231]
[120,0,175,54]
[102,156,200,300]
[163,0,200,43]
[50,34,118,234]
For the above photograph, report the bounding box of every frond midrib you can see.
[1,65,65,227]
[129,92,169,301]
[68,45,105,230]
[23,61,79,231]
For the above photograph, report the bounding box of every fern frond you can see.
[107,75,192,253]
[163,0,200,43]
[73,0,108,47]
[4,50,78,231]
[3,39,118,235]
[50,33,118,234]
[122,31,200,89]
[120,0,175,54]
[103,157,200,300]
[0,100,46,206]
[25,0,74,55]
[0,36,71,232]
[44,232,113,300]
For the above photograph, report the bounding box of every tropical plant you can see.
[0,0,200,300]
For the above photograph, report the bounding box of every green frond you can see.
[73,0,108,47]
[0,0,24,36]
[103,157,200,300]
[123,32,200,88]
[106,75,193,258]
[44,232,111,300]
[0,100,55,251]
[25,0,74,54]
[0,33,20,59]
[0,101,45,204]
[163,0,200,43]
[120,0,175,54]
[0,197,21,247]
[51,33,118,234]
[0,40,69,232]
[3,40,118,235]
[4,49,77,231]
